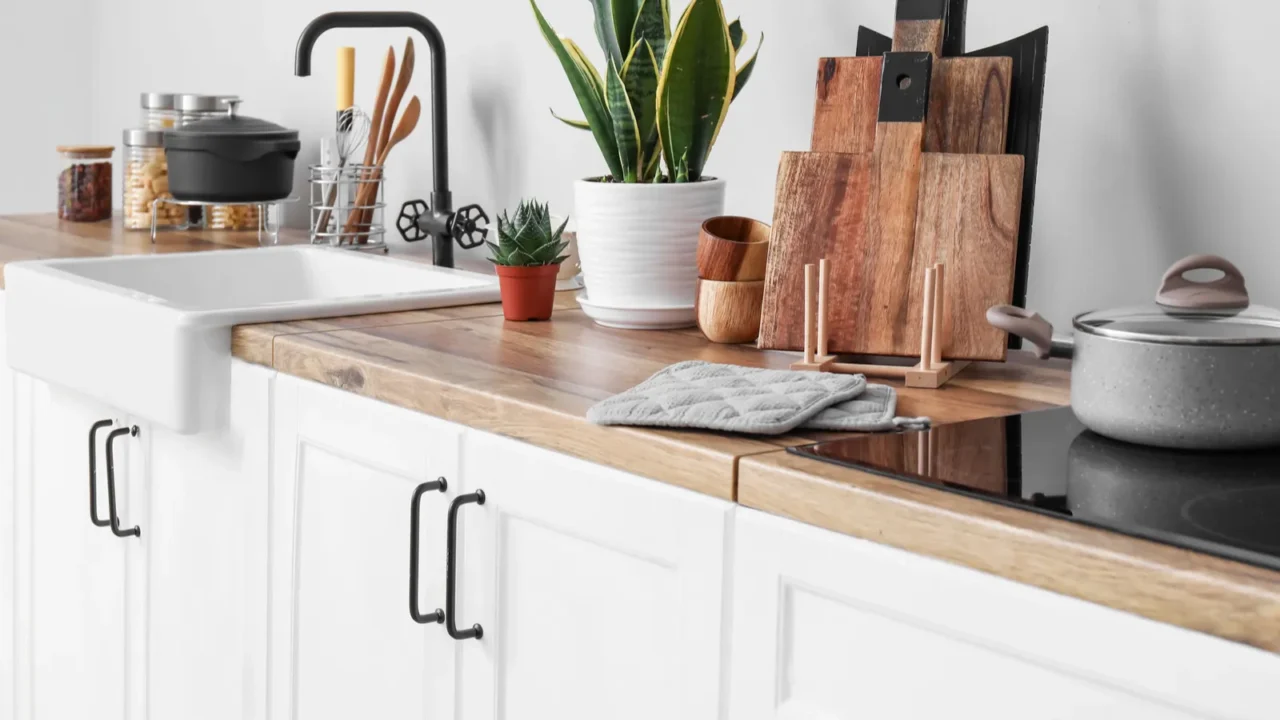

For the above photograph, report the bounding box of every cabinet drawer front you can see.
[731,508,1280,720]
[459,431,734,720]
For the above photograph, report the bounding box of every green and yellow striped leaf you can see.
[530,0,623,180]
[606,59,642,182]
[631,0,670,66]
[732,33,762,101]
[656,0,735,181]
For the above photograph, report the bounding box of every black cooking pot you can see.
[163,99,300,202]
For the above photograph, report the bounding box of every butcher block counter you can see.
[3,213,1278,654]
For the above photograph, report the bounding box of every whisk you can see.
[315,106,371,239]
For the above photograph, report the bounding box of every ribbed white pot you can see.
[574,178,727,312]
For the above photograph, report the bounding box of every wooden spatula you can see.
[343,97,422,236]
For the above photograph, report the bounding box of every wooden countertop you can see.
[231,307,1067,500]
[4,213,1277,652]
[0,214,268,287]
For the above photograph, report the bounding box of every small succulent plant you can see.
[487,200,571,267]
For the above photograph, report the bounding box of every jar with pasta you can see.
[122,129,186,230]
[141,92,178,130]
[207,204,260,231]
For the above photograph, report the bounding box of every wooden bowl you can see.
[696,278,764,344]
[697,216,771,282]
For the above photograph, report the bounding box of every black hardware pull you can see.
[104,426,141,539]
[444,490,485,641]
[88,420,114,528]
[410,478,448,625]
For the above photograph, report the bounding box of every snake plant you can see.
[487,200,571,267]
[531,0,761,183]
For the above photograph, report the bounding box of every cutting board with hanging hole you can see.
[761,48,1023,361]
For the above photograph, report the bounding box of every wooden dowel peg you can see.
[919,266,937,371]
[930,263,945,368]
[803,263,816,365]
[818,259,830,358]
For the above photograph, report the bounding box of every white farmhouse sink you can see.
[4,246,499,433]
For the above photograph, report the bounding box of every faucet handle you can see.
[450,204,489,250]
[397,199,433,242]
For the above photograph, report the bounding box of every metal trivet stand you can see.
[150,197,297,245]
[310,164,388,252]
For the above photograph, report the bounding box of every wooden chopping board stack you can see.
[759,1,1025,362]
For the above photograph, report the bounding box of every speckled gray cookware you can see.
[988,255,1280,450]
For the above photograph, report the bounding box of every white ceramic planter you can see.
[574,178,726,321]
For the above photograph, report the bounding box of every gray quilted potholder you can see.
[807,384,931,432]
[586,361,867,435]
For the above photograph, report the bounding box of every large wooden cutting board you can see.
[908,153,1024,360]
[757,151,874,351]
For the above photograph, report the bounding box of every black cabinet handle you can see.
[409,478,448,625]
[444,490,485,641]
[88,420,113,528]
[105,426,141,539]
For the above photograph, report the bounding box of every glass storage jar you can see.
[122,129,186,230]
[177,93,234,126]
[56,146,113,222]
[56,146,113,221]
[207,204,260,231]
[141,92,178,130]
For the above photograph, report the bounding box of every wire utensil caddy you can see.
[310,164,387,250]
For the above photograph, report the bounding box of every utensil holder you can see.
[310,164,386,250]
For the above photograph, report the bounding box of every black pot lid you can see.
[167,99,297,140]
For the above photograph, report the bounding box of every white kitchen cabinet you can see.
[729,507,1280,720]
[11,380,146,720]
[268,374,461,720]
[455,430,734,720]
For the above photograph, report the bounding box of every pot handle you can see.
[1156,255,1250,310]
[987,305,1073,360]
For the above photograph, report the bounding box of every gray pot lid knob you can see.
[1156,255,1250,310]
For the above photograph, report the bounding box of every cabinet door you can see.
[730,507,1280,720]
[457,431,733,720]
[269,375,460,720]
[14,381,146,720]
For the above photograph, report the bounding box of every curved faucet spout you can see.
[295,11,450,200]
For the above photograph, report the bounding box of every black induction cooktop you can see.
[789,408,1280,572]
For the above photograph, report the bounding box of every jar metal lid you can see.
[141,92,176,110]
[56,145,114,159]
[177,94,224,112]
[122,129,165,147]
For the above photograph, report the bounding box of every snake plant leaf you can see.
[530,0,623,180]
[732,33,762,101]
[550,109,591,130]
[563,38,607,104]
[606,59,642,182]
[728,19,745,51]
[631,0,670,66]
[622,40,660,170]
[588,0,639,68]
[656,0,735,181]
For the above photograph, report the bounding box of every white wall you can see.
[6,0,1280,328]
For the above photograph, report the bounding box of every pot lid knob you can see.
[224,97,243,119]
[1156,255,1250,310]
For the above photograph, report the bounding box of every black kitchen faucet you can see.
[295,11,488,268]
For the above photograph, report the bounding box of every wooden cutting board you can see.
[905,153,1024,360]
[761,52,932,353]
[812,55,1011,155]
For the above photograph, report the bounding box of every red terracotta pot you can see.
[495,264,560,321]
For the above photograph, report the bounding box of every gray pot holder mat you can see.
[586,361,930,436]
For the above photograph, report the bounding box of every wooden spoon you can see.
[352,37,415,235]
[343,96,422,235]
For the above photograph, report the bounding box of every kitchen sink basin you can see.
[4,246,500,433]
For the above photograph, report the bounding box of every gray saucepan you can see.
[988,255,1280,450]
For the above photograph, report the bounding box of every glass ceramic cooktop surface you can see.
[790,408,1280,572]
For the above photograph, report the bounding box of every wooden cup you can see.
[696,278,765,344]
[697,216,771,282]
